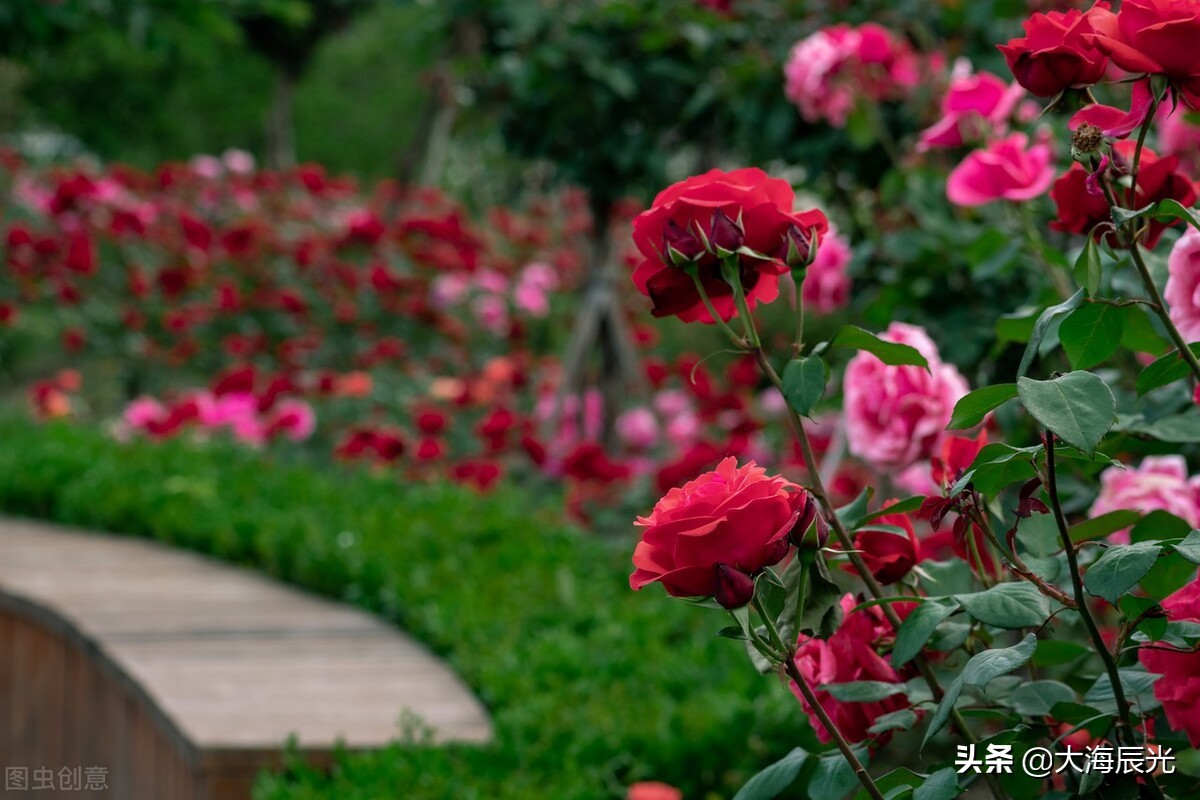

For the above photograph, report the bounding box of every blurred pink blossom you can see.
[844,322,969,470]
[1166,228,1200,343]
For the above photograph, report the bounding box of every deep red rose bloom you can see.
[1139,579,1200,746]
[998,5,1110,97]
[562,443,631,484]
[1089,0,1200,106]
[854,500,920,585]
[631,168,828,324]
[1051,142,1197,249]
[631,457,805,607]
[791,594,914,744]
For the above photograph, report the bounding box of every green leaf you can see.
[1060,303,1127,370]
[962,633,1038,689]
[947,384,1017,431]
[782,356,828,418]
[1151,198,1200,232]
[892,599,958,667]
[925,634,1037,745]
[913,768,960,800]
[809,750,868,800]
[867,709,919,736]
[1112,202,1157,225]
[835,488,873,528]
[732,747,809,800]
[1136,344,1200,395]
[853,767,923,800]
[1032,640,1089,668]
[1083,670,1161,714]
[1122,409,1200,443]
[953,443,1040,496]
[1173,530,1200,565]
[1082,541,1162,604]
[1068,510,1141,543]
[1016,288,1085,378]
[1004,680,1076,717]
[955,582,1052,629]
[1073,238,1102,295]
[831,325,929,368]
[1017,372,1116,457]
[857,496,924,525]
[826,681,907,702]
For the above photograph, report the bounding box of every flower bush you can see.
[626,3,1200,799]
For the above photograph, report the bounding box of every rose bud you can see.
[714,564,756,609]
[791,494,829,549]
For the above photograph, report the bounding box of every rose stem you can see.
[1043,436,1150,761]
[752,596,887,800]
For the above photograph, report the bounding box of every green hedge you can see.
[0,419,805,799]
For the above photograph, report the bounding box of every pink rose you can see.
[1090,455,1200,543]
[784,24,919,128]
[844,323,969,470]
[123,396,166,430]
[790,594,914,744]
[946,133,1056,207]
[616,407,660,450]
[630,458,807,608]
[802,225,852,314]
[265,398,316,442]
[1166,227,1200,342]
[1139,579,1200,746]
[918,66,1024,151]
[1160,106,1200,175]
[627,782,683,800]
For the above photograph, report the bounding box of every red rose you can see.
[1051,142,1197,249]
[1139,579,1200,746]
[631,168,828,324]
[631,457,806,608]
[1089,0,1200,106]
[998,5,1110,97]
[790,594,914,744]
[854,500,920,585]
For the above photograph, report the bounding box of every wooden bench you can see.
[0,518,493,799]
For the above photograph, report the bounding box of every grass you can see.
[0,418,808,799]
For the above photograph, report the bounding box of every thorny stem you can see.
[1043,435,1156,783]
[1093,153,1200,386]
[752,345,1003,794]
[971,507,1076,608]
[782,655,887,800]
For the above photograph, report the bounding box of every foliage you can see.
[0,416,803,799]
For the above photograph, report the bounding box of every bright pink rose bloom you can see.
[1166,227,1200,342]
[1089,0,1200,108]
[627,782,683,800]
[791,594,913,744]
[1160,107,1200,181]
[946,133,1056,207]
[265,398,316,442]
[1139,579,1200,746]
[784,23,919,128]
[631,168,828,324]
[998,4,1111,97]
[844,322,970,470]
[918,67,1024,150]
[123,397,167,430]
[802,225,852,314]
[1090,455,1200,543]
[630,457,806,608]
[616,407,660,450]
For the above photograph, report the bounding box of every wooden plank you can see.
[0,517,494,800]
